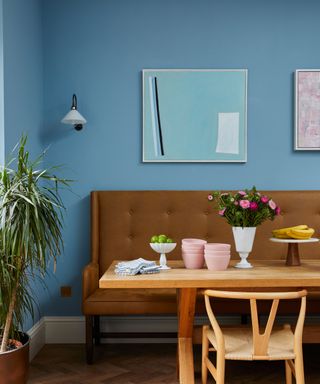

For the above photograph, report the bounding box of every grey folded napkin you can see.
[115,258,161,276]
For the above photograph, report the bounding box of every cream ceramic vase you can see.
[232,227,256,269]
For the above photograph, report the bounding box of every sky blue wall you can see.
[3,0,43,157]
[0,0,4,165]
[25,0,320,316]
[2,0,44,329]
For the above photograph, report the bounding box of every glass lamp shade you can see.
[61,109,87,125]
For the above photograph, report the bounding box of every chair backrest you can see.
[203,289,307,358]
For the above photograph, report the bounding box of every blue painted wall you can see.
[2,0,44,328]
[0,0,4,165]
[4,0,320,319]
[3,0,43,156]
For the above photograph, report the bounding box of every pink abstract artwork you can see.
[296,71,320,149]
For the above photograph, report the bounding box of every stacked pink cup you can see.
[204,243,231,271]
[181,238,207,269]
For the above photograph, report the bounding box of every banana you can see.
[273,233,292,239]
[272,225,315,240]
[287,228,315,240]
[272,225,308,236]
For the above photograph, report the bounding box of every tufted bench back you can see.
[91,191,320,276]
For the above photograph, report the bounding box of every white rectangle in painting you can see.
[216,112,240,154]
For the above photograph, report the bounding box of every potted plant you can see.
[208,186,280,269]
[0,136,67,383]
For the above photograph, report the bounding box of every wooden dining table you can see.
[99,259,320,384]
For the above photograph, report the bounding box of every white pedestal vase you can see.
[232,227,256,269]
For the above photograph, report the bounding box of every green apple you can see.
[150,235,159,243]
[166,238,173,243]
[158,234,167,243]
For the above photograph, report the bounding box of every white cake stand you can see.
[269,238,319,266]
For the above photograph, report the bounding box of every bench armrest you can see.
[82,262,99,300]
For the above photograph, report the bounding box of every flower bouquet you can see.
[208,186,280,227]
[208,186,280,268]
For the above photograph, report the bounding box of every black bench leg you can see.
[94,315,101,345]
[241,315,248,324]
[86,315,94,364]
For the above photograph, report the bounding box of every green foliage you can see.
[0,136,68,346]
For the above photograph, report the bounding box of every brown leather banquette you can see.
[82,190,320,363]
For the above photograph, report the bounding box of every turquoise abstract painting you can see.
[143,69,247,162]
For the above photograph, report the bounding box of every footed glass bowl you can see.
[150,243,177,269]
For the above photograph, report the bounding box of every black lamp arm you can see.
[71,94,78,110]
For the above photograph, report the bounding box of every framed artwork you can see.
[295,69,320,150]
[142,69,247,162]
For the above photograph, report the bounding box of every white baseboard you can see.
[45,316,86,344]
[28,318,45,361]
[27,314,320,360]
[27,314,239,359]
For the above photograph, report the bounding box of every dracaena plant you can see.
[0,136,68,352]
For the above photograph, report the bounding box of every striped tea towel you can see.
[115,258,160,276]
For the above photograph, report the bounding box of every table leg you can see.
[286,243,301,266]
[177,288,197,384]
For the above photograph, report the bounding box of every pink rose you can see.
[260,195,269,204]
[268,199,276,210]
[250,201,258,211]
[239,200,250,209]
[275,206,281,215]
[238,191,246,196]
[218,208,226,216]
[234,201,239,206]
[208,194,213,201]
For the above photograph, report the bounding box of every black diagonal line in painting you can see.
[154,77,164,156]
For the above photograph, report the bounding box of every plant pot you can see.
[0,332,29,384]
[232,226,256,269]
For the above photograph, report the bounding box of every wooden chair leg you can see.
[294,350,305,384]
[216,351,225,384]
[202,326,209,384]
[285,360,292,384]
[85,315,94,364]
[94,315,100,345]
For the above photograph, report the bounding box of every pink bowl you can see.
[205,243,231,251]
[182,238,207,245]
[204,250,230,256]
[182,245,204,251]
[182,251,204,257]
[182,252,204,269]
[205,253,230,271]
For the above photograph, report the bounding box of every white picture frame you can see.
[295,69,320,150]
[142,69,248,162]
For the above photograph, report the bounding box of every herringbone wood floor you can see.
[29,344,320,383]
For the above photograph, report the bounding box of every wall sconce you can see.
[61,94,87,131]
